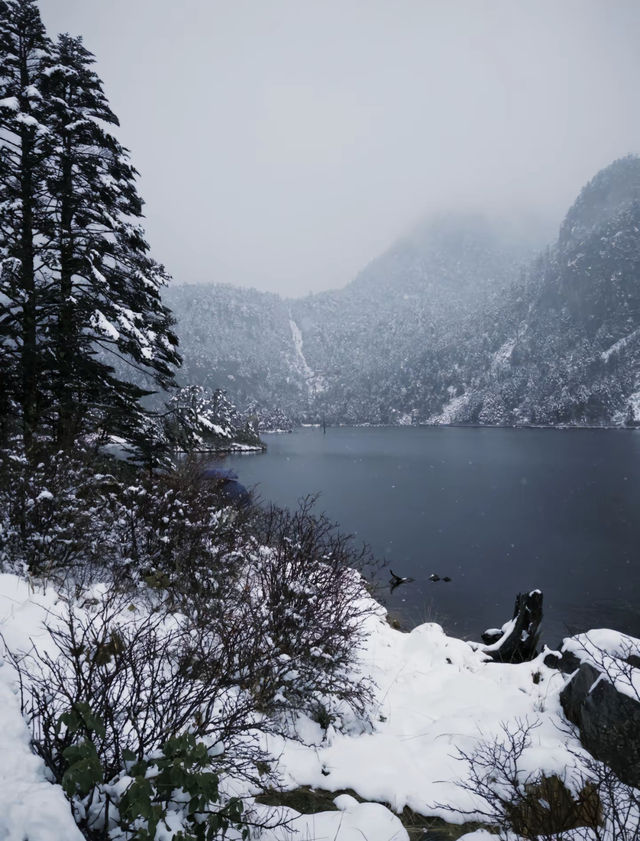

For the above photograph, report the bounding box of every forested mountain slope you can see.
[289,214,532,424]
[163,284,308,418]
[464,156,640,425]
[166,156,640,427]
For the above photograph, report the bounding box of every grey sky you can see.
[40,0,640,297]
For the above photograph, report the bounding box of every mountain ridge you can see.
[165,155,640,429]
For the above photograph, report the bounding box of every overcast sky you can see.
[40,0,640,297]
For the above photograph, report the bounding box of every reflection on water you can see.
[228,426,640,644]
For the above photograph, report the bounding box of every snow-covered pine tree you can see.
[163,385,263,453]
[164,385,237,451]
[0,0,51,450]
[40,33,181,448]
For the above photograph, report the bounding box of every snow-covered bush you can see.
[0,450,247,589]
[0,447,122,577]
[108,471,377,730]
[1,448,378,837]
[2,447,376,730]
[110,457,251,601]
[114,732,248,841]
[27,699,250,840]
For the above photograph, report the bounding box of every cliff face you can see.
[166,156,640,427]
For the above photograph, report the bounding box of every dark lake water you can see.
[227,427,640,646]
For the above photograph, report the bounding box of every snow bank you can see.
[0,577,83,840]
[264,798,409,841]
[0,677,83,840]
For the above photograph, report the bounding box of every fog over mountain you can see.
[40,0,640,296]
[38,1,640,426]
[166,157,640,428]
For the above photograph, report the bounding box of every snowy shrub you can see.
[0,447,122,578]
[111,458,250,601]
[32,699,250,840]
[0,450,380,841]
[11,591,268,779]
[114,732,248,841]
[112,474,377,731]
[57,704,249,841]
[2,449,377,734]
[0,450,249,590]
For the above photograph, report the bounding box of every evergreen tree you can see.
[0,0,51,449]
[163,385,262,454]
[1,3,181,454]
[40,33,180,447]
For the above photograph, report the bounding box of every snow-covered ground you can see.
[0,573,633,841]
[427,392,469,425]
[264,613,581,841]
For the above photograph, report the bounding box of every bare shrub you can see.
[437,718,640,840]
[3,588,282,839]
[131,489,379,732]
[226,497,378,727]
[6,591,271,785]
[572,750,640,841]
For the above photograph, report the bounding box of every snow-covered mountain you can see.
[166,156,640,427]
[163,284,308,419]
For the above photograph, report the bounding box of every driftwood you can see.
[481,590,543,663]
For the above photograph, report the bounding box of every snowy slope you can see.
[167,157,640,427]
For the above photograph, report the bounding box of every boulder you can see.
[481,590,543,663]
[560,662,640,787]
[543,647,581,674]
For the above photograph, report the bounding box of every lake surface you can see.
[227,427,640,645]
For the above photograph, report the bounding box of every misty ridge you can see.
[166,155,640,430]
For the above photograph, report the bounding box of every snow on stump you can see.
[481,590,543,663]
